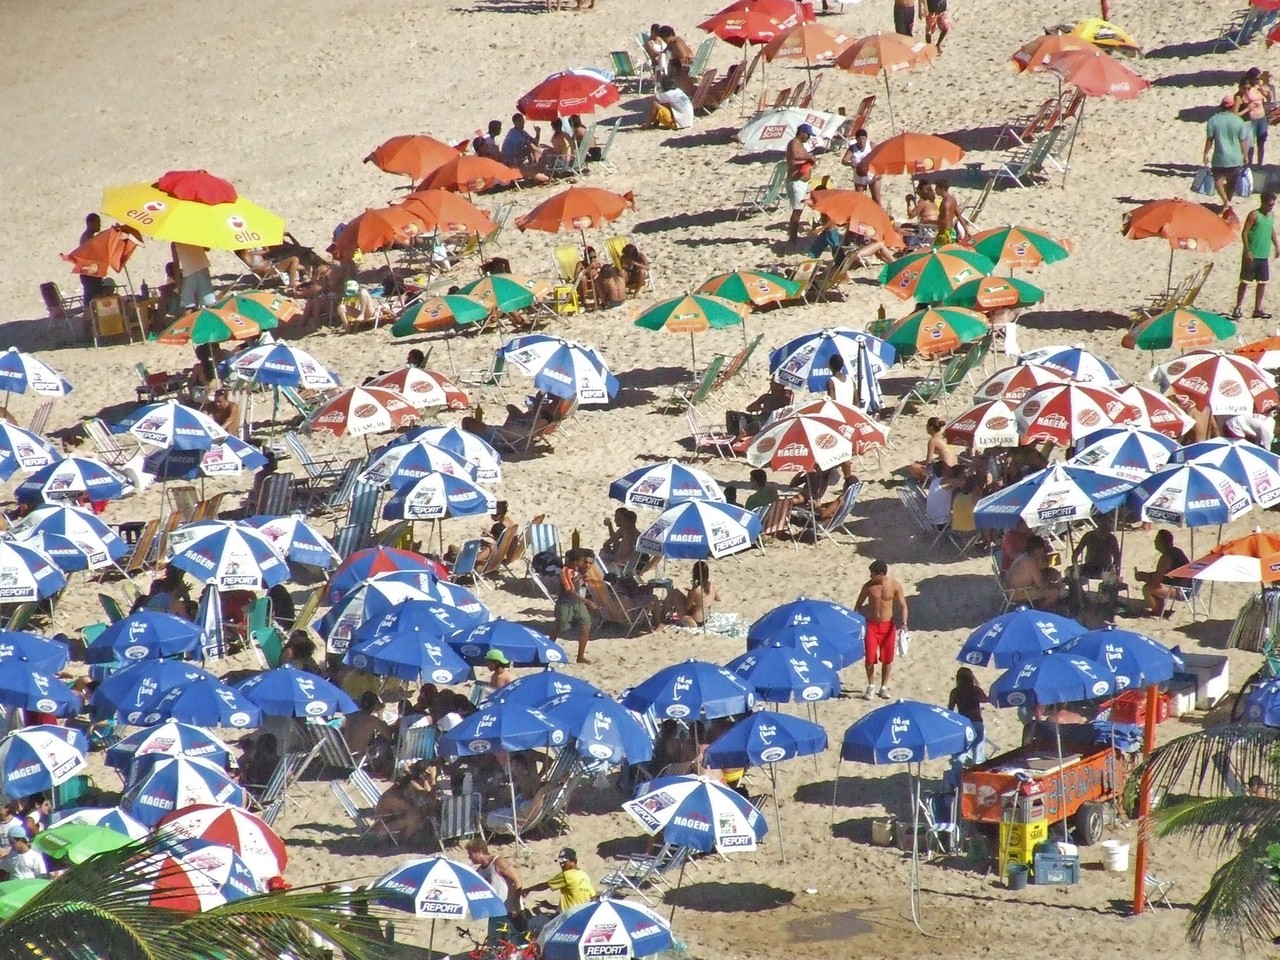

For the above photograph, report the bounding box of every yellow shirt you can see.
[546,867,595,912]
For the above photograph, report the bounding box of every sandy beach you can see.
[3,0,1280,956]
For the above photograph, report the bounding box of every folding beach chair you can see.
[524,522,561,601]
[735,162,787,220]
[600,844,692,905]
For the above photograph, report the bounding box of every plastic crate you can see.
[1033,851,1081,885]
[1107,690,1170,726]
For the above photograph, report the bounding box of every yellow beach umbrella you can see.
[102,170,284,250]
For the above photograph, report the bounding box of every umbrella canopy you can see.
[92,661,260,728]
[61,224,142,277]
[696,270,799,307]
[382,472,497,522]
[83,611,203,664]
[609,460,723,510]
[327,547,444,602]
[318,574,488,648]
[0,540,67,603]
[391,295,491,336]
[763,21,852,63]
[1242,679,1280,724]
[943,275,1046,313]
[158,304,262,346]
[93,660,216,715]
[885,306,988,357]
[725,642,840,703]
[0,879,50,920]
[748,596,867,667]
[498,334,619,405]
[1046,49,1150,99]
[634,295,747,368]
[305,386,419,438]
[1011,32,1098,72]
[121,756,247,825]
[1115,383,1195,437]
[236,666,358,719]
[969,226,1071,270]
[144,436,268,483]
[861,132,963,176]
[745,414,854,471]
[836,32,937,74]
[636,500,761,560]
[1019,344,1121,385]
[488,669,604,710]
[1174,438,1280,508]
[456,274,550,313]
[102,172,284,249]
[0,424,61,481]
[518,72,620,119]
[516,187,634,234]
[1237,334,1280,371]
[345,609,473,684]
[1126,462,1251,527]
[623,775,767,852]
[539,899,672,960]
[119,400,227,451]
[105,721,232,772]
[372,856,507,919]
[398,426,500,482]
[958,607,1085,668]
[973,363,1067,405]
[0,629,69,671]
[541,691,654,764]
[1127,307,1235,352]
[0,662,79,716]
[332,206,422,259]
[720,0,809,24]
[765,400,892,452]
[989,654,1114,708]
[974,463,1135,530]
[841,700,974,764]
[736,108,852,153]
[1123,199,1238,290]
[438,702,566,757]
[33,822,131,864]
[360,440,477,490]
[165,520,290,589]
[226,342,340,389]
[699,8,786,46]
[369,368,470,413]
[1152,350,1279,416]
[0,725,87,798]
[364,135,460,181]
[878,245,994,302]
[155,803,287,880]
[211,291,299,326]
[770,328,895,391]
[49,806,149,839]
[398,190,497,236]
[8,504,128,571]
[1014,381,1141,445]
[134,838,260,911]
[1068,426,1179,483]
[1059,626,1183,692]
[242,514,341,569]
[15,456,127,505]
[1170,529,1280,584]
[445,619,567,667]
[0,348,72,397]
[807,189,902,246]
[417,155,522,193]
[621,659,755,721]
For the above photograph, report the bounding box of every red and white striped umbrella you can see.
[1014,382,1142,446]
[368,367,469,412]
[1115,383,1194,438]
[1152,350,1280,416]
[155,803,287,880]
[747,415,859,471]
[945,399,1020,450]
[137,839,261,912]
[972,363,1067,406]
[305,386,419,438]
[766,399,889,450]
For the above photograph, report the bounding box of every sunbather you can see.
[597,263,626,307]
[906,417,959,484]
[546,118,575,169]
[660,560,717,628]
[600,507,640,575]
[1133,530,1192,618]
[620,243,650,293]
[202,387,241,434]
[644,24,670,82]
[236,247,309,288]
[336,280,378,331]
[576,247,602,308]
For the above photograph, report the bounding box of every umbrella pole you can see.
[1166,249,1174,297]
[1055,721,1069,843]
[1130,684,1160,916]
[909,763,922,928]
[510,769,522,849]
[829,759,842,824]
[689,332,698,375]
[770,762,785,863]
[429,919,435,959]
[884,72,896,135]
[1060,99,1083,188]
[668,859,687,923]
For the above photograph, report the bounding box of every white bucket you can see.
[871,819,896,847]
[1100,840,1130,872]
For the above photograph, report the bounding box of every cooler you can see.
[1177,653,1229,709]
[1033,849,1081,885]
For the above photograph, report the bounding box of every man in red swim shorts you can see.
[854,559,909,700]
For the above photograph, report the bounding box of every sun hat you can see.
[796,123,815,137]
[557,847,577,862]
[484,650,511,666]
[344,280,360,296]
[7,824,29,840]
[1221,96,1235,107]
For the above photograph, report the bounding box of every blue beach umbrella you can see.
[621,659,755,721]
[165,520,290,590]
[326,548,443,603]
[636,500,760,560]
[0,630,69,671]
[7,505,127,572]
[748,597,866,669]
[725,642,840,703]
[135,677,262,730]
[0,423,60,481]
[344,626,472,685]
[974,462,1134,530]
[120,756,246,826]
[105,721,232,773]
[623,775,767,853]
[236,666,358,719]
[49,806,149,839]
[227,342,341,389]
[958,606,1085,669]
[317,576,488,653]
[609,460,723,511]
[841,700,974,765]
[0,540,68,601]
[0,347,72,397]
[1019,345,1121,385]
[1069,426,1179,483]
[0,663,80,717]
[196,583,225,662]
[541,691,654,764]
[499,334,619,405]
[1243,680,1280,726]
[398,425,503,483]
[988,654,1115,708]
[381,472,497,521]
[242,514,340,570]
[704,712,827,768]
[745,622,855,671]
[0,725,87,798]
[1126,462,1251,527]
[351,597,488,645]
[144,436,269,482]
[93,661,218,718]
[444,619,568,666]
[116,399,228,450]
[539,899,673,960]
[83,611,203,665]
[487,668,605,709]
[1174,438,1280,508]
[373,856,506,957]
[1058,625,1184,692]
[360,440,477,491]
[15,456,127,504]
[769,327,896,391]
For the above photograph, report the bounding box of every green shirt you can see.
[1247,210,1276,259]
[1206,111,1247,168]
[744,487,776,512]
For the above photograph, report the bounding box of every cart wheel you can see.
[1073,802,1105,846]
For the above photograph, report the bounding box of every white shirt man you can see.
[656,87,694,130]
[925,474,954,528]
[2,832,48,879]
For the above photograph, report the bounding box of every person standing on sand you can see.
[893,0,915,37]
[77,213,105,302]
[920,0,950,51]
[786,124,816,243]
[1204,96,1249,211]
[1234,191,1278,320]
[854,559,908,700]
[548,548,597,664]
[934,179,972,246]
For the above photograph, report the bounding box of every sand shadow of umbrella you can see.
[663,881,795,913]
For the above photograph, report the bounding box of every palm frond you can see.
[0,835,390,960]
[1127,724,1280,808]
[1185,824,1280,945]
[1156,795,1280,857]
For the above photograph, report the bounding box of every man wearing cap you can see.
[1,827,48,880]
[524,847,595,917]
[336,279,378,331]
[485,649,516,689]
[786,126,817,243]
[1205,95,1250,210]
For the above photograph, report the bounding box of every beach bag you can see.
[532,550,563,577]
[1237,167,1255,199]
[896,629,912,657]
[1190,167,1214,196]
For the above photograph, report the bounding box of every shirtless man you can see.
[1004,535,1064,610]
[786,125,817,243]
[204,388,241,434]
[934,179,972,246]
[840,129,882,206]
[854,560,908,699]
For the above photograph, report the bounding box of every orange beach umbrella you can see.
[862,132,964,177]
[398,190,495,236]
[332,207,422,260]
[417,155,522,195]
[1046,49,1149,99]
[516,187,635,236]
[62,225,142,278]
[763,22,853,79]
[364,135,461,182]
[1011,33,1097,73]
[1122,198,1239,290]
[835,33,937,130]
[808,189,903,246]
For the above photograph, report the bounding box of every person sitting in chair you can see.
[336,280,378,331]
[620,243,650,294]
[1133,529,1192,618]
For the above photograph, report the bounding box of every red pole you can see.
[1131,684,1159,915]
[1100,1,1111,20]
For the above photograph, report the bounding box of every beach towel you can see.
[670,611,747,639]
